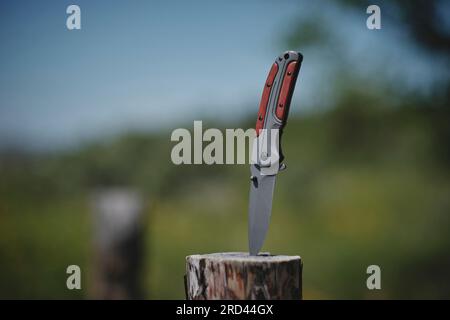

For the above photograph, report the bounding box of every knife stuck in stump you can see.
[184,51,304,301]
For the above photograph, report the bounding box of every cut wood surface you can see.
[185,252,302,300]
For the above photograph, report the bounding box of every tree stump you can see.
[185,252,302,300]
[90,188,145,299]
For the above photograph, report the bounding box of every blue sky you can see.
[0,1,448,150]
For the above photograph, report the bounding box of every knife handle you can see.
[256,51,303,166]
[255,51,302,136]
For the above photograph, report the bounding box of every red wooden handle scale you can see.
[255,52,302,137]
[255,62,278,135]
[276,61,298,121]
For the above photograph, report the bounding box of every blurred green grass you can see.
[1,100,449,299]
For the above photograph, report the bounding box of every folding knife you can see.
[248,51,303,255]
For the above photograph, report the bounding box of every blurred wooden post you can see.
[90,188,144,299]
[185,252,302,300]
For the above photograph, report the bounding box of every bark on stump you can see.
[185,252,302,300]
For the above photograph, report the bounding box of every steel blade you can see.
[248,164,276,255]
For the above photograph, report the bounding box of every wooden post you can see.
[90,188,145,299]
[185,252,302,300]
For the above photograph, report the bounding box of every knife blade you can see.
[248,51,302,255]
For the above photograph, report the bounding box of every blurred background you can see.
[0,0,449,299]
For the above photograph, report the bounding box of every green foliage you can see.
[1,92,449,298]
